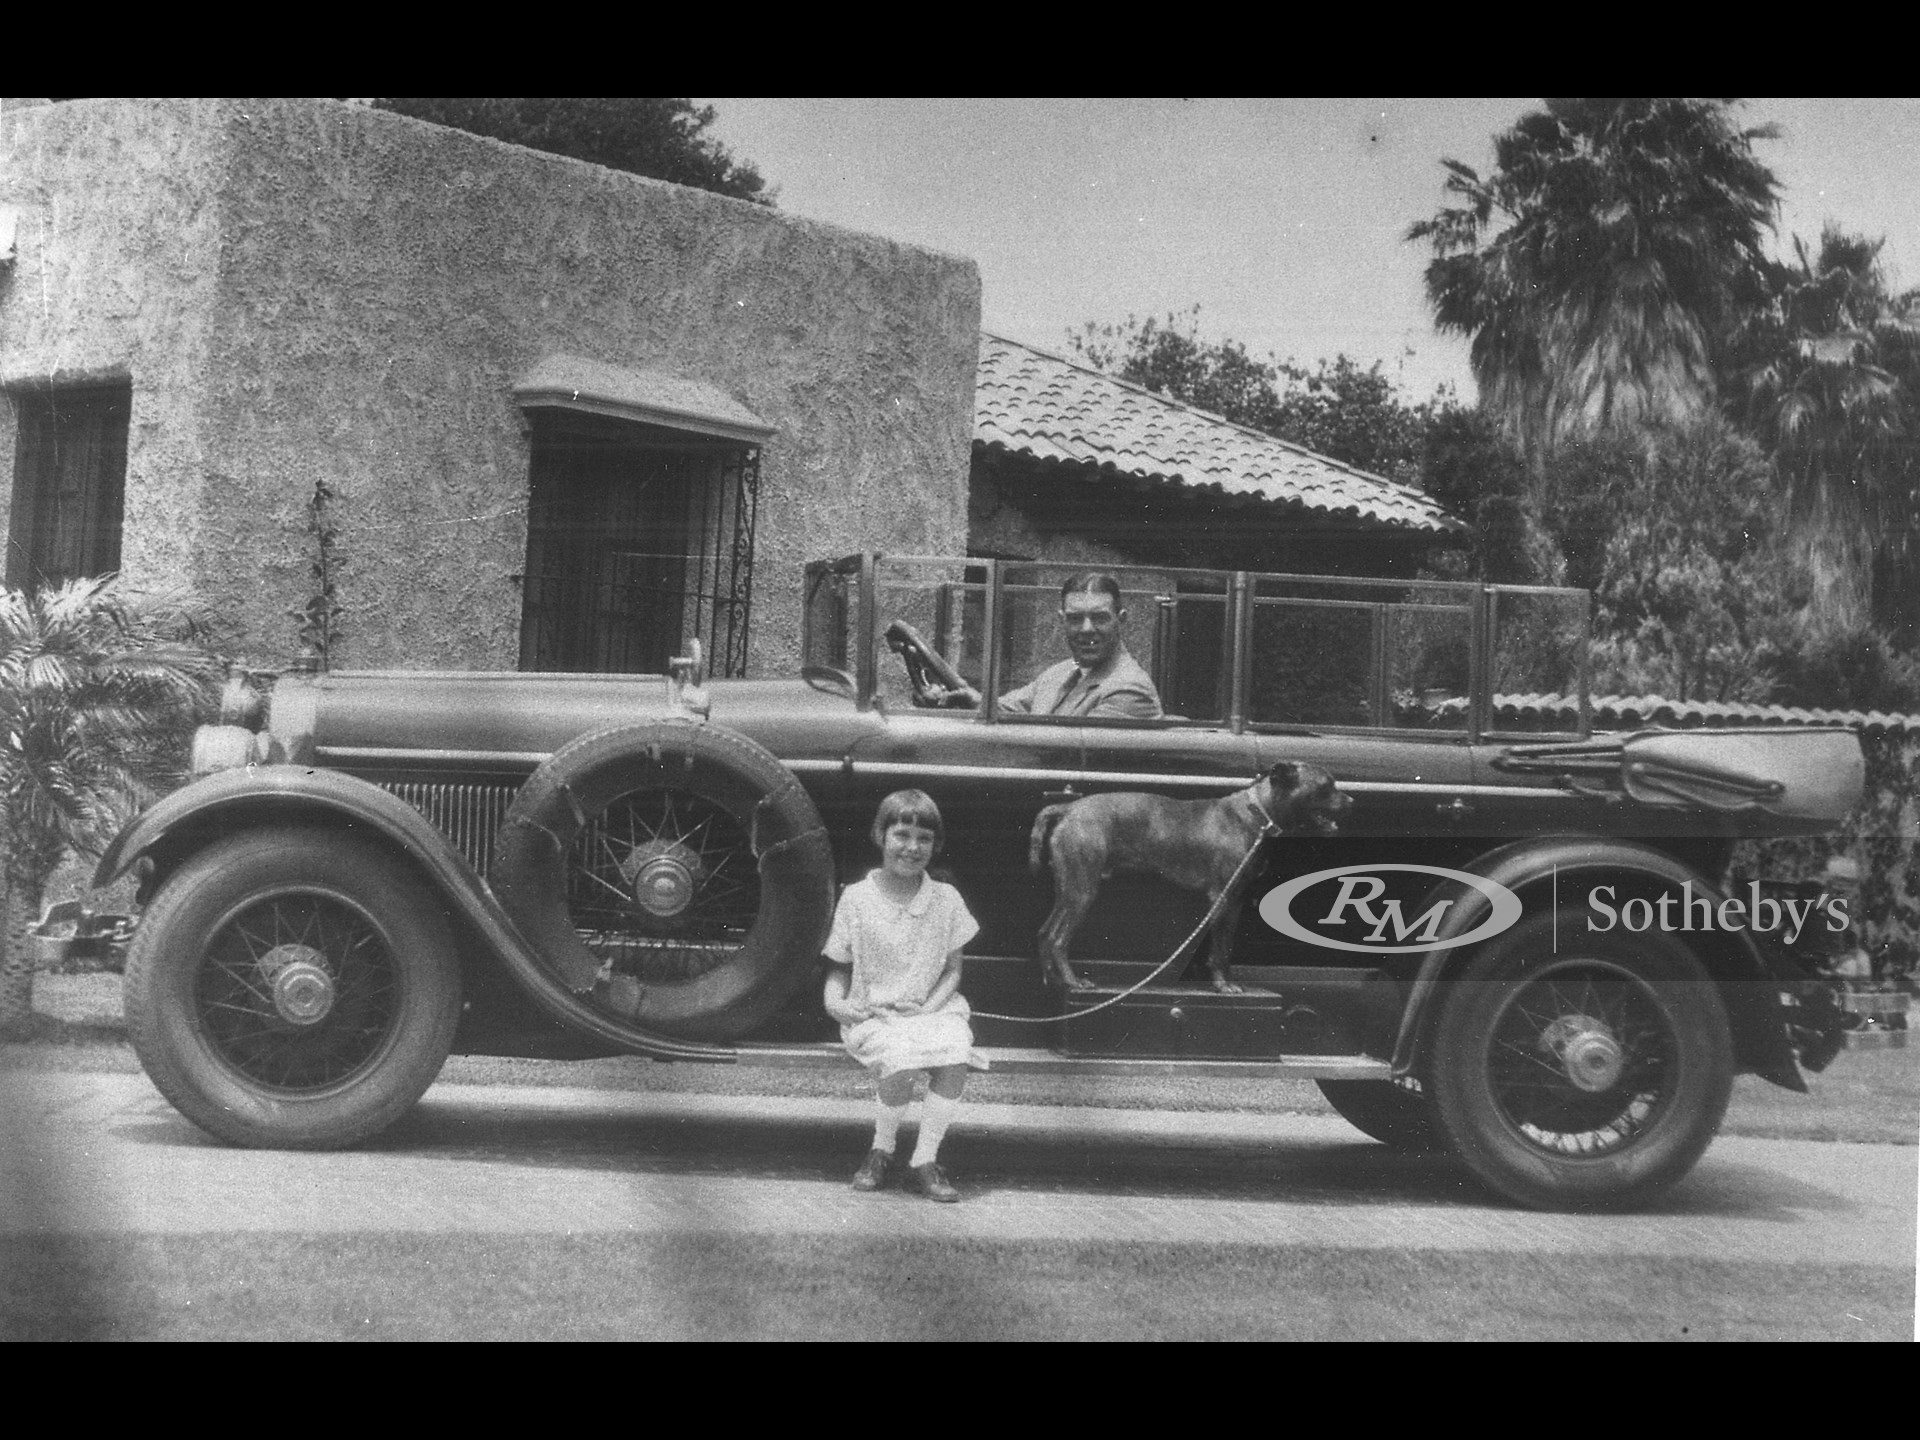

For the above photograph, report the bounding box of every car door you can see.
[842,709,1085,967]
[1241,577,1484,967]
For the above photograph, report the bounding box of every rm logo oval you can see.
[1258,863,1523,954]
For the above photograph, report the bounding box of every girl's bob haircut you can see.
[870,788,945,853]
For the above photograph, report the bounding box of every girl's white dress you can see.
[825,871,987,1078]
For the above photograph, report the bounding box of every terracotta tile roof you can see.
[1484,693,1920,736]
[974,333,1465,536]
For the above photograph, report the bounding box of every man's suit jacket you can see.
[997,648,1162,718]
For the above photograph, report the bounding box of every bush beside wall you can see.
[1729,728,1920,978]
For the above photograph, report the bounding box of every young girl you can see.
[822,789,983,1202]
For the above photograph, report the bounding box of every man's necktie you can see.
[1051,672,1089,715]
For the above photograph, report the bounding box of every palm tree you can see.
[1409,99,1781,469]
[1732,228,1920,632]
[0,577,222,1036]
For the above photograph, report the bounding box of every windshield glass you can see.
[823,556,1589,736]
[862,558,1231,724]
[1484,585,1591,736]
[1250,574,1479,732]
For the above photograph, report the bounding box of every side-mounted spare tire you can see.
[491,719,835,1043]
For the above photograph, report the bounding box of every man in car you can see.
[927,573,1162,719]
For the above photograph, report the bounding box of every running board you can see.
[727,1041,1392,1081]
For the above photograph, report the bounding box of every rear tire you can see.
[1427,909,1733,1211]
[124,829,461,1149]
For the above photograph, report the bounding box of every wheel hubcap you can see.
[1484,962,1679,1158]
[568,788,761,989]
[1542,1013,1625,1092]
[622,839,704,918]
[198,894,398,1091]
[263,949,336,1026]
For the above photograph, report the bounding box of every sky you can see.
[700,98,1920,405]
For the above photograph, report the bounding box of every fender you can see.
[1389,837,1802,1091]
[96,765,732,1063]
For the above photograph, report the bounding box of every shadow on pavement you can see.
[100,1089,1862,1220]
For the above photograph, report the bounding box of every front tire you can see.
[1427,910,1733,1211]
[124,829,461,1149]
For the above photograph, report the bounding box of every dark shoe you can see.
[909,1162,959,1203]
[850,1148,893,1192]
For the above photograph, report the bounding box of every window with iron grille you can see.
[6,382,130,589]
[516,409,759,676]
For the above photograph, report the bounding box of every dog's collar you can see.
[1248,790,1283,837]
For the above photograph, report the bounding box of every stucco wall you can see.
[2,99,981,675]
[0,100,226,599]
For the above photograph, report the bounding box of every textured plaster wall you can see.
[201,99,979,674]
[2,99,981,675]
[0,100,225,598]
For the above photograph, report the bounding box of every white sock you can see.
[911,1091,960,1166]
[873,1098,907,1155]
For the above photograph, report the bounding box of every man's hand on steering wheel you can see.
[885,620,979,709]
[920,680,980,709]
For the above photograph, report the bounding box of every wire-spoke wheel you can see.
[124,829,461,1149]
[566,787,763,985]
[196,891,400,1089]
[493,719,835,1042]
[1428,909,1732,1211]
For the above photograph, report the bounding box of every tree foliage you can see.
[1728,226,1920,635]
[1555,419,1920,709]
[1069,296,1918,708]
[374,98,773,205]
[1418,406,1545,584]
[1069,310,1289,437]
[1409,99,1780,463]
[1568,421,1799,702]
[1068,309,1434,482]
[1068,309,1537,578]
[1268,356,1432,485]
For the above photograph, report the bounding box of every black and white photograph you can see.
[1,97,1915,1341]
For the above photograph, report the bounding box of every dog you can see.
[1028,761,1351,994]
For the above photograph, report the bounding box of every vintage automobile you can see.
[94,555,1907,1211]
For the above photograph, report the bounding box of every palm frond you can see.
[1411,99,1779,460]
[0,575,225,887]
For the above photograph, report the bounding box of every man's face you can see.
[1061,590,1123,670]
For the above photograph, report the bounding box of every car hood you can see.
[273,670,876,769]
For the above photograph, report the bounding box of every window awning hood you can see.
[514,354,774,445]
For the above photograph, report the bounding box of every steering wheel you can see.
[884,620,970,706]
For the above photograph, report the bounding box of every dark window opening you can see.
[6,383,130,589]
[516,409,759,676]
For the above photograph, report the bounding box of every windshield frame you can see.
[804,554,1592,742]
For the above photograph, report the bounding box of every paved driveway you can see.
[4,1070,1913,1260]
